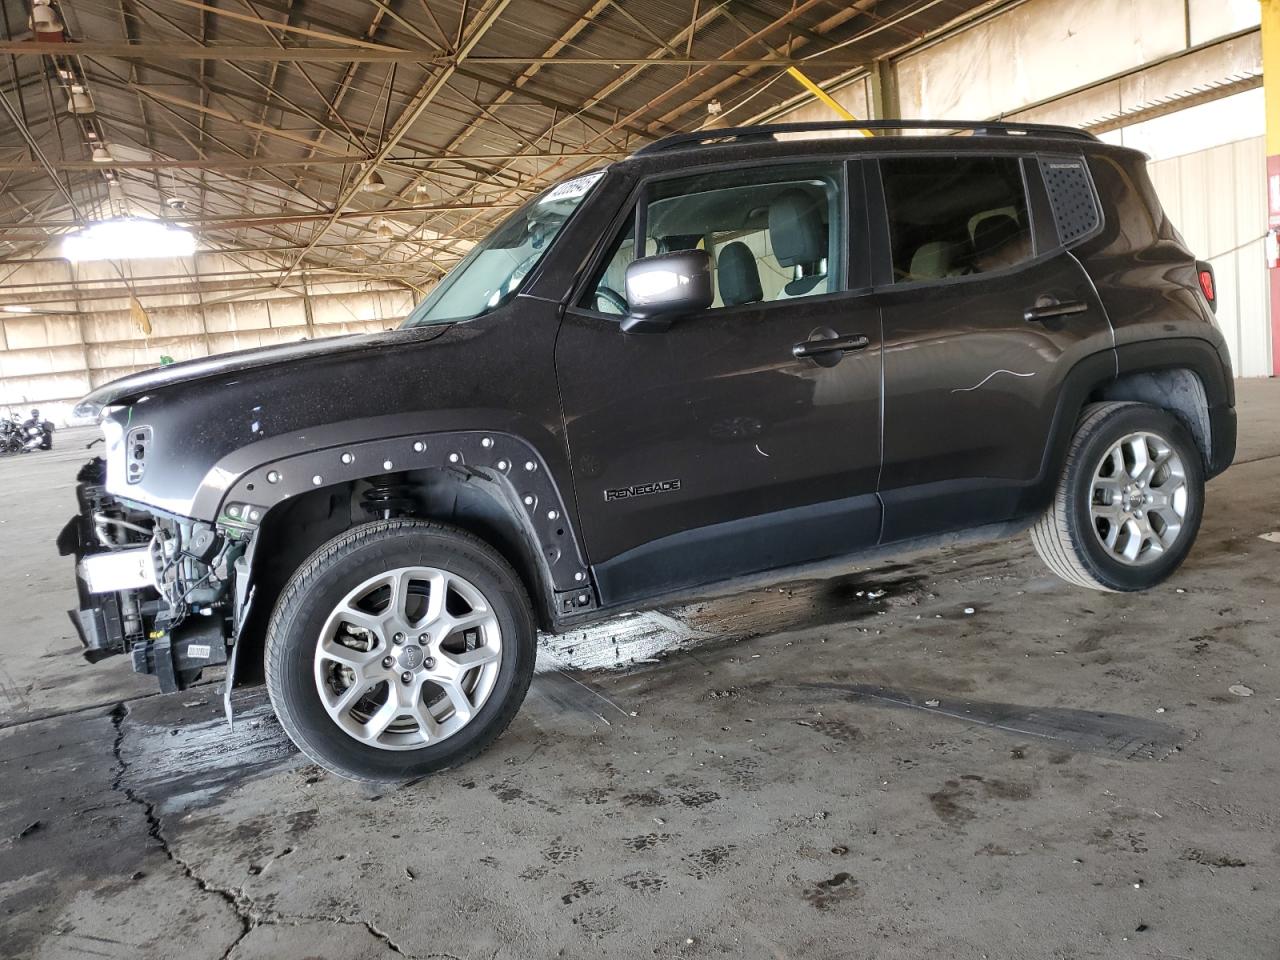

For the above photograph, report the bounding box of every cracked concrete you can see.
[0,702,242,960]
[110,700,414,960]
[109,702,254,960]
[2,382,1280,959]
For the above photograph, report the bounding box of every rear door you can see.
[871,151,1113,542]
[555,159,883,604]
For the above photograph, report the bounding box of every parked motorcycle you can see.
[19,409,53,453]
[0,417,23,454]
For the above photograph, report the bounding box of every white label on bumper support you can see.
[79,548,157,594]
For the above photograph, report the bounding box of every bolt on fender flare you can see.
[215,430,592,596]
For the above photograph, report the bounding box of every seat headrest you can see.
[909,241,955,280]
[972,214,1021,256]
[716,241,763,307]
[768,189,825,267]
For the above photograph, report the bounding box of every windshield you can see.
[401,171,604,327]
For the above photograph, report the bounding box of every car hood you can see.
[75,325,450,418]
[81,301,569,521]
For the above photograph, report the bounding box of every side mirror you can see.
[621,250,713,333]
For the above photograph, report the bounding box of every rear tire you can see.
[1031,402,1204,591]
[265,519,536,782]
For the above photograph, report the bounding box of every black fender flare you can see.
[1031,335,1234,514]
[1112,336,1233,407]
[214,428,593,598]
[1111,336,1236,476]
[218,428,599,717]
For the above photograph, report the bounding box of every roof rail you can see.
[632,119,1097,156]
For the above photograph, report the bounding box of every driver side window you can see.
[589,218,638,315]
[584,164,845,316]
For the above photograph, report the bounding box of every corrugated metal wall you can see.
[0,255,415,425]
[895,0,1260,122]
[1148,136,1272,377]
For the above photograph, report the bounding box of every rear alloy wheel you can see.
[266,520,536,782]
[1031,402,1205,591]
[1087,431,1188,566]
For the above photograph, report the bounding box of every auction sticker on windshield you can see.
[539,172,603,205]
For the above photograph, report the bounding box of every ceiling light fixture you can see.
[62,219,196,263]
[31,0,63,32]
[91,146,113,163]
[66,85,95,115]
[2,305,34,313]
[361,170,386,193]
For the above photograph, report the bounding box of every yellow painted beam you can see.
[1264,0,1280,156]
[785,66,873,135]
[785,66,854,120]
[1263,0,1280,375]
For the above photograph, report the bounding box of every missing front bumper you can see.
[129,619,229,693]
[67,595,126,664]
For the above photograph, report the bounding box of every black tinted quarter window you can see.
[1039,156,1101,245]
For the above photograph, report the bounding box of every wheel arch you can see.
[1101,337,1233,474]
[1094,368,1209,464]
[222,431,595,689]
[1032,336,1231,516]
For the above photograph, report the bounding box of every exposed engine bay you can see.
[57,457,247,693]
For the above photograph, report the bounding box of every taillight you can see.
[1195,260,1216,312]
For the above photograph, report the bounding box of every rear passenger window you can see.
[881,156,1033,284]
[583,163,844,315]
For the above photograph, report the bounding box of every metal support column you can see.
[868,58,899,120]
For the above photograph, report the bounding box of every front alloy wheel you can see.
[266,520,536,782]
[314,566,503,750]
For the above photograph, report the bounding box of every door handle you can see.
[1024,298,1088,322]
[792,332,871,361]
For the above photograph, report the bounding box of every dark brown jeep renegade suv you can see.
[61,120,1236,781]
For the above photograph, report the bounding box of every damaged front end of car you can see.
[57,447,249,697]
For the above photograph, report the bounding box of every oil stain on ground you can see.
[802,872,860,909]
[121,689,299,816]
[787,682,1186,761]
[928,782,977,828]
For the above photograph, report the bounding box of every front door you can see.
[870,152,1114,542]
[555,159,883,605]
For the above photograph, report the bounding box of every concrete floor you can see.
[2,382,1278,960]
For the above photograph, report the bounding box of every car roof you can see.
[610,120,1140,178]
[633,120,1096,156]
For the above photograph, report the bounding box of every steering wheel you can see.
[594,285,628,315]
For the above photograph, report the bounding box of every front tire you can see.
[1031,402,1205,592]
[265,519,536,782]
